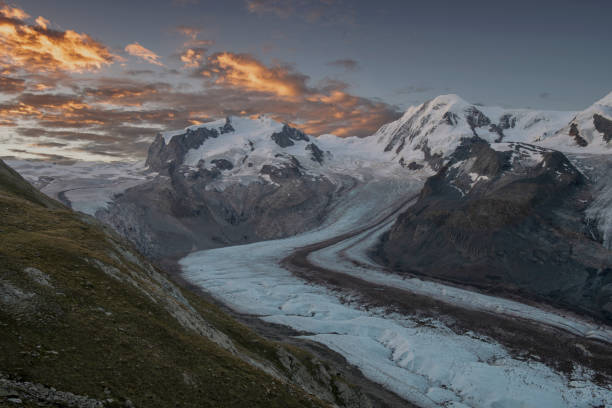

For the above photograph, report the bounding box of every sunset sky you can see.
[1,0,611,161]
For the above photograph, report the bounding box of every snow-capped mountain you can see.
[9,92,612,261]
[146,115,412,182]
[147,116,333,186]
[141,91,612,187]
[542,92,612,152]
[378,135,612,321]
[373,93,612,170]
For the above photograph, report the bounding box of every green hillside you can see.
[0,159,336,408]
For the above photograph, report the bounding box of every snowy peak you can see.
[594,90,612,108]
[372,94,566,170]
[146,116,332,179]
[440,139,581,200]
[374,92,612,170]
[544,92,612,152]
[145,90,612,183]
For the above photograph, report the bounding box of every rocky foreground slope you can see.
[0,159,392,408]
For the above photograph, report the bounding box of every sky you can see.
[1,0,611,161]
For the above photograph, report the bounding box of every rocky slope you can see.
[0,159,390,408]
[378,138,612,321]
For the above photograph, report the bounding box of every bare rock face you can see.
[271,124,310,147]
[465,106,491,136]
[593,114,612,143]
[569,123,589,147]
[378,137,612,322]
[306,143,325,164]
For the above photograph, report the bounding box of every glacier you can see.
[181,172,611,408]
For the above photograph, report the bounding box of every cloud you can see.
[0,86,188,159]
[0,6,116,73]
[0,5,29,19]
[125,42,164,66]
[6,148,75,163]
[539,92,551,99]
[204,52,308,98]
[327,59,359,71]
[180,48,206,68]
[0,75,26,93]
[28,141,67,148]
[83,81,170,106]
[199,52,399,137]
[124,69,155,76]
[175,25,212,66]
[34,15,49,29]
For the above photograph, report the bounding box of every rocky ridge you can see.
[378,137,612,321]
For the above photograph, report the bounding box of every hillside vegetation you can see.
[0,159,350,408]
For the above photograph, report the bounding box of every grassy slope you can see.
[0,159,329,408]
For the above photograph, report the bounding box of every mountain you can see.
[376,138,612,321]
[98,118,336,259]
[0,158,383,408]
[371,95,612,302]
[7,92,612,319]
[542,91,612,152]
[96,116,410,260]
[373,93,612,170]
[4,92,612,406]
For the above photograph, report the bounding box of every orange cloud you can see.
[83,81,167,106]
[0,6,116,73]
[175,25,211,66]
[0,75,26,93]
[2,48,398,160]
[207,52,306,98]
[180,48,205,68]
[0,5,29,19]
[200,52,399,137]
[125,42,164,66]
[33,83,51,91]
[34,16,49,29]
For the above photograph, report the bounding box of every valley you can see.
[6,93,612,408]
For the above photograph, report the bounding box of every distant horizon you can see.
[2,88,611,164]
[1,0,611,161]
